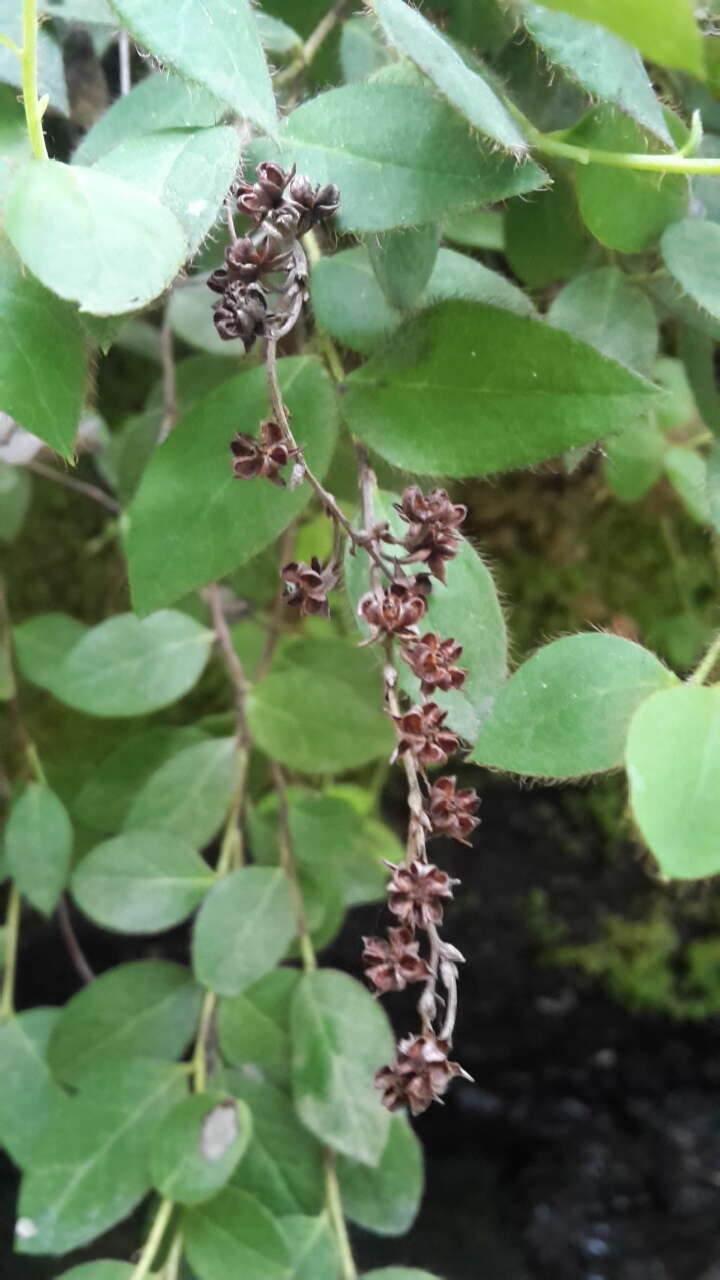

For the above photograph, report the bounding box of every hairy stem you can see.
[531,127,720,175]
[21,0,47,160]
[690,628,720,685]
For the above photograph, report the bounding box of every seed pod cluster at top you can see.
[209,161,340,350]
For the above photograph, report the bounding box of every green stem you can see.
[129,1197,174,1280]
[191,989,217,1093]
[0,886,21,1020]
[161,1230,183,1280]
[21,0,48,160]
[324,1150,358,1280]
[690,628,720,685]
[530,127,720,175]
[215,743,248,876]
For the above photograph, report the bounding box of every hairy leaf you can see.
[5,160,188,315]
[343,301,655,476]
[531,0,703,77]
[472,633,678,777]
[74,73,225,165]
[661,219,720,324]
[548,266,658,376]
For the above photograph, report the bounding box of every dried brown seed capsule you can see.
[401,632,466,696]
[358,578,427,643]
[394,485,467,583]
[425,776,480,844]
[392,701,459,767]
[281,558,336,618]
[362,926,430,993]
[212,281,267,347]
[375,1033,469,1116]
[230,419,296,487]
[386,858,457,929]
[284,175,341,233]
[235,161,294,221]
[208,235,290,294]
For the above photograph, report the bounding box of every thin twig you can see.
[207,583,249,726]
[274,0,350,88]
[158,309,177,444]
[270,761,316,974]
[255,522,297,681]
[27,460,120,514]
[57,895,94,985]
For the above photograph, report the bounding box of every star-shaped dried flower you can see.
[281,558,336,618]
[375,1033,470,1115]
[229,419,296,486]
[392,701,459,767]
[401,632,466,696]
[362,926,430,993]
[394,486,467,583]
[358,578,428,643]
[425,776,480,844]
[386,858,457,929]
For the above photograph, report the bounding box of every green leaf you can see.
[6,782,73,915]
[42,0,114,21]
[664,445,711,524]
[71,831,213,934]
[123,737,235,847]
[218,968,300,1082]
[505,171,589,288]
[471,633,678,778]
[73,726,206,833]
[569,109,688,253]
[31,610,213,717]
[255,12,302,55]
[279,1215,339,1280]
[277,75,545,232]
[247,636,393,773]
[444,208,504,251]
[661,218,720,324]
[16,1060,185,1255]
[95,126,241,256]
[311,245,533,355]
[522,3,671,144]
[291,969,393,1165]
[678,327,720,437]
[532,0,703,78]
[5,160,188,316]
[367,225,439,311]
[127,357,337,614]
[12,613,87,690]
[343,300,655,476]
[371,0,527,152]
[338,1114,424,1236]
[229,1074,324,1216]
[0,238,84,459]
[627,685,720,879]
[192,867,296,996]
[56,1265,133,1280]
[48,959,202,1085]
[548,266,658,376]
[183,1187,292,1280]
[249,788,391,908]
[709,441,720,534]
[74,73,225,166]
[345,492,507,742]
[151,1091,252,1205]
[0,462,31,542]
[0,1009,63,1168]
[108,0,277,136]
[340,17,389,82]
[603,415,666,501]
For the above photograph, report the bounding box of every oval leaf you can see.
[246,636,393,774]
[278,75,544,233]
[151,1092,251,1205]
[108,0,277,136]
[229,1073,325,1216]
[192,867,296,996]
[6,782,73,915]
[0,238,84,459]
[548,266,658,376]
[74,72,225,166]
[48,959,201,1084]
[39,610,213,717]
[343,300,655,476]
[183,1187,291,1280]
[16,1060,185,1255]
[626,685,720,879]
[472,633,678,778]
[72,831,213,934]
[531,0,703,78]
[5,160,188,316]
[0,1008,63,1169]
[126,357,338,615]
[338,1114,424,1236]
[661,219,720,325]
[291,969,393,1165]
[123,737,236,847]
